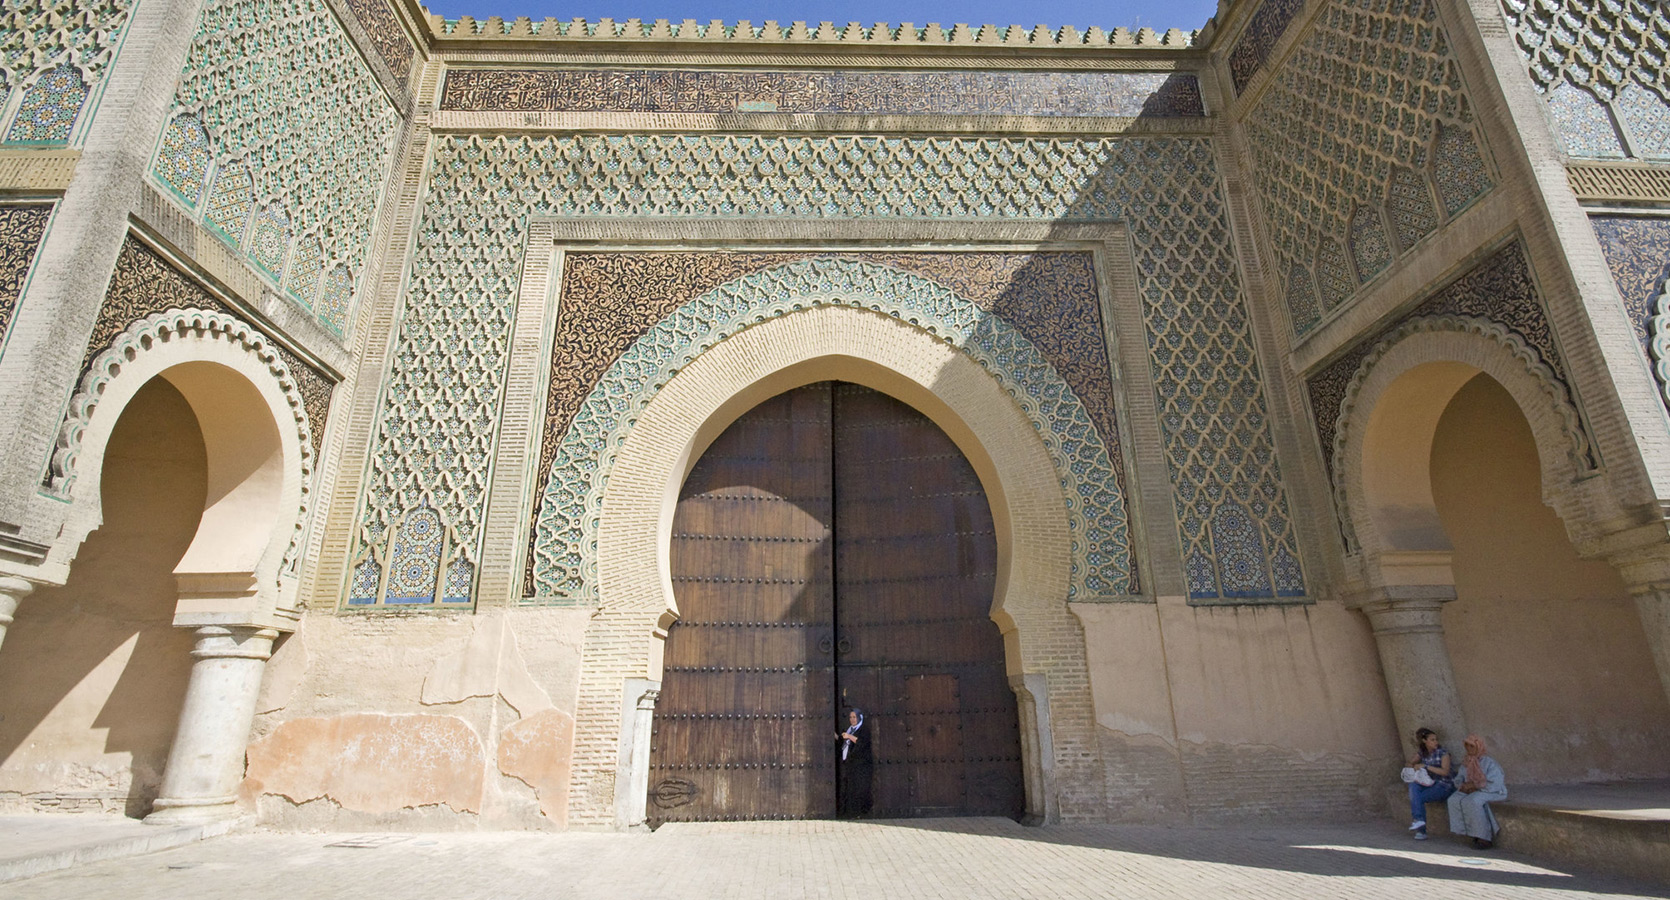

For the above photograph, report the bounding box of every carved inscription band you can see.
[440,68,1205,117]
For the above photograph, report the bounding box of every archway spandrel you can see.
[529,257,1136,607]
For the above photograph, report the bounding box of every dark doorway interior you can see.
[648,382,1023,825]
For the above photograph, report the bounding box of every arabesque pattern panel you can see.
[148,0,401,335]
[342,0,414,81]
[1228,0,1307,94]
[1590,214,1670,409]
[0,203,51,346]
[440,69,1204,117]
[346,133,1306,608]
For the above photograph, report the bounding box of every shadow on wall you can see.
[0,377,206,817]
[1431,374,1670,783]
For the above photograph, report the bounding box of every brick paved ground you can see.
[8,818,1666,899]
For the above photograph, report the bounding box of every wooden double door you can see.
[648,382,1024,825]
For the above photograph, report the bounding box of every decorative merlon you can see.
[424,15,1199,48]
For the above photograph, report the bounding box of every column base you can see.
[144,794,242,825]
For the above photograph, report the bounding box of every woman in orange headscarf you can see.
[1447,734,1507,849]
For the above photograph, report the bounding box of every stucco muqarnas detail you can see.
[347,133,1306,608]
[148,0,401,334]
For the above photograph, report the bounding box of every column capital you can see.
[0,571,49,651]
[0,574,40,618]
[0,573,43,595]
[186,625,280,662]
[1344,583,1458,618]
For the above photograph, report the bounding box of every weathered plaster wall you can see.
[243,608,589,829]
[1078,600,1399,823]
[1432,374,1670,782]
[0,378,203,815]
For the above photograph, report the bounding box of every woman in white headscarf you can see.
[1447,734,1507,849]
[835,708,872,817]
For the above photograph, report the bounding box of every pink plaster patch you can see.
[245,713,484,814]
[496,708,575,825]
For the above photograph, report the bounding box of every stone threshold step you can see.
[0,814,240,884]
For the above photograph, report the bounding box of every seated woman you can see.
[1447,734,1507,849]
[1406,727,1455,840]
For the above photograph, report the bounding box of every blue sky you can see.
[419,0,1223,32]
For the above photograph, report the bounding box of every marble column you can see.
[1009,672,1058,826]
[612,678,660,831]
[1600,535,1670,708]
[1351,586,1468,748]
[1626,588,1670,706]
[0,575,38,655]
[146,625,277,824]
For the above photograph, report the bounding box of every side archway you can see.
[46,308,315,619]
[1333,316,1594,567]
[12,307,316,822]
[1326,316,1670,775]
[565,303,1106,829]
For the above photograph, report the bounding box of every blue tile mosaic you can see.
[440,68,1205,117]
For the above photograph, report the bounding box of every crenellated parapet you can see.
[424,16,1199,48]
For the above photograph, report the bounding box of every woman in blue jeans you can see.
[1407,727,1455,839]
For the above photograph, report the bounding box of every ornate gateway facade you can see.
[0,0,1666,829]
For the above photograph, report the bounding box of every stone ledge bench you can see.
[1390,781,1670,888]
